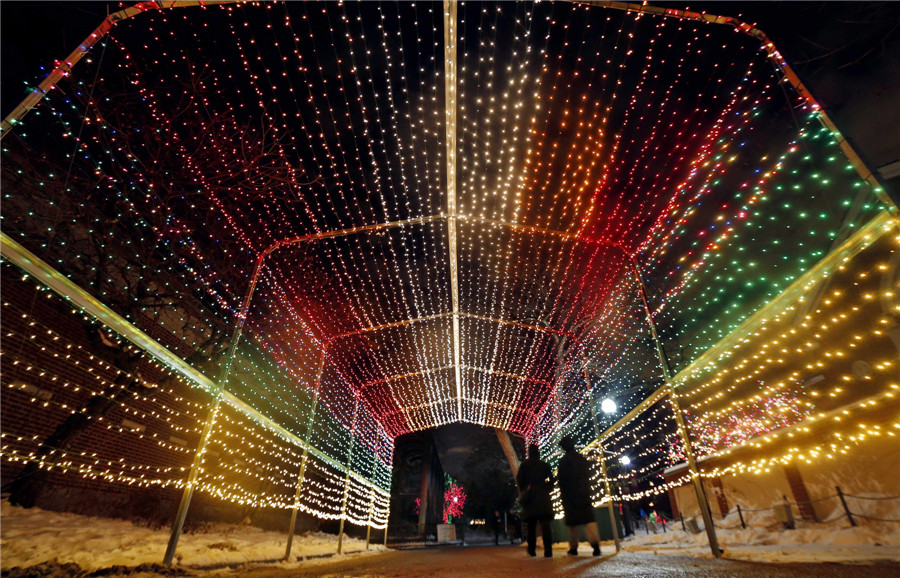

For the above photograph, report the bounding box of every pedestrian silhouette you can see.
[516,443,554,557]
[490,509,503,545]
[557,435,601,556]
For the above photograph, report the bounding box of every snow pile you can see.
[0,500,383,572]
[622,510,900,564]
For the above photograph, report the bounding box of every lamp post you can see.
[587,390,621,551]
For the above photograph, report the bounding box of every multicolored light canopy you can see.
[1,0,891,459]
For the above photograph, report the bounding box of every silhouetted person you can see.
[516,443,554,557]
[490,509,503,545]
[508,509,521,543]
[557,435,601,556]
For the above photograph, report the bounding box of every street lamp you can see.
[601,398,617,414]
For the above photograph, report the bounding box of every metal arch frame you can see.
[4,0,895,564]
[241,216,584,426]
[0,0,629,437]
[2,0,893,436]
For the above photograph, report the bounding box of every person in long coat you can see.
[516,443,554,557]
[557,435,601,556]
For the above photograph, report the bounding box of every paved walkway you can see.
[200,544,900,577]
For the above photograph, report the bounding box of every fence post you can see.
[836,486,857,527]
[737,504,746,529]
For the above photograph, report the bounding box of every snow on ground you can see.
[4,499,900,573]
[620,505,900,564]
[0,500,384,572]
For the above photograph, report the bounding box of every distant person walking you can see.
[557,435,602,556]
[490,509,503,545]
[516,444,555,558]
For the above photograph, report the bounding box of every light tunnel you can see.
[1,0,897,562]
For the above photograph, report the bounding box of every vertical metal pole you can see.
[365,488,375,549]
[586,389,621,552]
[629,257,721,558]
[165,249,272,566]
[443,0,463,422]
[337,475,351,554]
[836,486,857,527]
[737,504,746,529]
[384,522,389,547]
[337,395,361,554]
[283,452,309,562]
[596,443,621,552]
[284,349,327,561]
[163,400,222,566]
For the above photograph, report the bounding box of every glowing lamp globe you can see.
[620,456,631,466]
[601,399,617,414]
